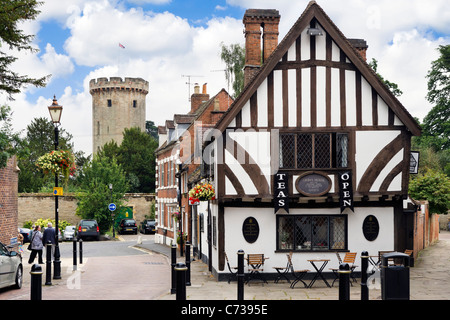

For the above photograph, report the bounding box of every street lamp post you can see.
[48,96,62,280]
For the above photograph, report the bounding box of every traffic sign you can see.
[108,203,116,211]
[53,187,63,196]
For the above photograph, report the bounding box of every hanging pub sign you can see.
[274,172,289,213]
[410,151,420,174]
[338,171,354,213]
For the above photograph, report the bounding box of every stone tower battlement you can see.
[90,77,149,153]
[89,77,149,93]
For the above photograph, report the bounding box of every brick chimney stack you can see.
[348,39,368,61]
[243,9,280,86]
[190,83,210,114]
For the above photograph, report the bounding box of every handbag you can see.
[27,232,36,250]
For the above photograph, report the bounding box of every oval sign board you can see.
[362,215,379,241]
[295,172,332,197]
[242,217,259,244]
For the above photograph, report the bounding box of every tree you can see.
[76,154,129,233]
[409,169,450,214]
[117,127,158,193]
[0,0,48,99]
[18,117,74,192]
[220,43,245,98]
[368,58,403,97]
[423,45,450,151]
[0,105,24,167]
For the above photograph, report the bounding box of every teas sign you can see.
[338,171,354,213]
[274,172,289,213]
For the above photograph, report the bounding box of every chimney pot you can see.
[348,38,368,61]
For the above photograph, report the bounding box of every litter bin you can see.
[381,252,410,300]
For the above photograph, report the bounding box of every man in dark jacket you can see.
[43,222,56,260]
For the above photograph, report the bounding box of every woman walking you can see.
[28,225,44,264]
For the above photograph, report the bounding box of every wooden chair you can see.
[404,249,414,267]
[225,252,237,283]
[273,252,293,283]
[330,252,358,286]
[246,254,267,284]
[378,250,395,266]
[287,253,309,289]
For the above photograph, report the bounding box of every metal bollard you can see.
[73,239,77,271]
[237,250,245,300]
[338,263,351,300]
[45,241,52,285]
[171,243,177,294]
[175,263,188,300]
[361,251,369,300]
[78,239,83,264]
[30,264,43,300]
[185,241,191,286]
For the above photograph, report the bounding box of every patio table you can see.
[307,259,331,288]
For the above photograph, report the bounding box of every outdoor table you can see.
[307,259,331,288]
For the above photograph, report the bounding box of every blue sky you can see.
[1,0,448,156]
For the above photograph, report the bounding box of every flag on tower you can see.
[119,43,125,49]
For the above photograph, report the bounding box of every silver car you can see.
[0,241,22,290]
[63,226,76,241]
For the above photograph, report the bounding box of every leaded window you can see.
[279,133,348,169]
[277,215,347,251]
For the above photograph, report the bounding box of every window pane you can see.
[330,216,346,249]
[295,216,311,250]
[297,133,312,168]
[280,134,296,168]
[278,216,294,250]
[336,133,348,168]
[314,134,331,168]
[312,216,328,250]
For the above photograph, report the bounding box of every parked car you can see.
[139,220,156,234]
[118,219,138,235]
[0,241,22,290]
[76,219,100,241]
[18,228,32,243]
[63,226,76,241]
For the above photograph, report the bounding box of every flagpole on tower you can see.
[118,43,125,76]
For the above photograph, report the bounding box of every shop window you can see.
[279,133,348,169]
[277,215,347,251]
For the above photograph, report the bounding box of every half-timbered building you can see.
[199,1,421,280]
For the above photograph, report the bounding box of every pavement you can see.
[2,231,450,301]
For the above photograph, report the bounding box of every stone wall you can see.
[18,193,155,228]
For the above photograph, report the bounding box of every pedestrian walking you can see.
[43,222,56,260]
[28,225,44,264]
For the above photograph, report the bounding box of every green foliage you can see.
[368,58,403,97]
[220,42,245,98]
[0,105,24,168]
[409,169,450,214]
[75,154,128,233]
[32,218,71,231]
[0,0,48,98]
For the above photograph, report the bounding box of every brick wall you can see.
[0,157,19,245]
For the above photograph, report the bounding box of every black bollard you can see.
[237,250,245,300]
[175,263,188,300]
[338,263,351,300]
[45,241,52,285]
[73,239,77,271]
[361,251,369,300]
[171,243,177,294]
[30,264,43,300]
[185,241,191,286]
[79,239,83,264]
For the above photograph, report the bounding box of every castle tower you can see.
[89,77,149,153]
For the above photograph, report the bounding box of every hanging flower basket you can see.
[36,150,76,181]
[172,211,181,221]
[188,182,216,201]
[177,231,187,244]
